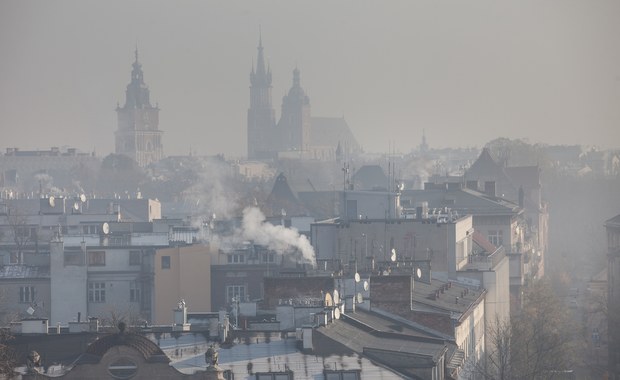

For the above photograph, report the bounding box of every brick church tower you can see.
[277,67,311,153]
[247,33,277,159]
[115,48,163,167]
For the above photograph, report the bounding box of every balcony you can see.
[463,246,506,271]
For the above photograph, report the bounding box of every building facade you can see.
[115,49,164,167]
[246,36,359,160]
[605,214,620,379]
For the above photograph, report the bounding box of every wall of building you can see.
[0,278,50,322]
[50,240,87,325]
[311,217,473,277]
[153,245,212,324]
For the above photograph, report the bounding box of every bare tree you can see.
[4,206,36,264]
[475,280,577,380]
[510,280,577,379]
[0,291,16,378]
[473,315,513,380]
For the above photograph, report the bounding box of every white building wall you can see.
[50,240,87,325]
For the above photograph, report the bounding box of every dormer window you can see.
[108,357,138,379]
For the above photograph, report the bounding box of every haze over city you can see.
[1,0,619,157]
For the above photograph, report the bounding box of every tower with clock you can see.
[115,48,164,167]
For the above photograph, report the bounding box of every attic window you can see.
[256,372,293,380]
[324,370,360,380]
[108,357,138,379]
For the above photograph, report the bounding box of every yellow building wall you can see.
[153,244,212,324]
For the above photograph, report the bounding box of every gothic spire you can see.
[250,29,272,87]
[123,48,151,109]
[256,34,267,77]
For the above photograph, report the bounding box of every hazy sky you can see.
[1,1,619,158]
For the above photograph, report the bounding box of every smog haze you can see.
[1,0,619,156]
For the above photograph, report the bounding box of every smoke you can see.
[240,207,316,266]
[185,157,239,220]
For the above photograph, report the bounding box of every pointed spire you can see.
[293,67,300,87]
[124,47,150,108]
[250,28,271,87]
[256,31,267,76]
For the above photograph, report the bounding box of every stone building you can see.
[115,49,164,167]
[246,35,359,160]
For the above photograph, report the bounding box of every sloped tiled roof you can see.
[316,312,447,363]
[310,117,360,151]
[472,230,497,254]
[0,265,50,279]
[465,148,505,180]
[606,214,620,228]
[402,187,521,216]
[264,173,307,216]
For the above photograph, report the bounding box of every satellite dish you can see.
[333,289,340,305]
[102,222,110,235]
[73,202,80,211]
[416,267,422,279]
[390,248,397,262]
[363,280,369,291]
[334,307,341,320]
[357,293,363,304]
[49,196,55,208]
[26,306,35,315]
[324,292,333,307]
[354,272,361,283]
[80,194,86,203]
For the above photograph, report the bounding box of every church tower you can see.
[278,67,311,152]
[247,33,277,159]
[115,48,163,167]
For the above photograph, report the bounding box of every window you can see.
[161,255,171,269]
[226,285,247,303]
[88,251,106,266]
[130,281,141,303]
[110,235,130,246]
[108,358,138,379]
[227,253,245,264]
[262,252,275,263]
[129,250,141,265]
[256,372,293,380]
[488,230,503,247]
[9,251,21,265]
[16,226,36,239]
[324,371,360,380]
[82,225,99,234]
[64,250,85,266]
[88,282,106,303]
[19,286,35,303]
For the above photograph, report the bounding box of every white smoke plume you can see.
[240,207,316,266]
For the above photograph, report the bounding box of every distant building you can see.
[247,35,360,160]
[0,147,100,197]
[605,214,620,379]
[153,244,212,325]
[465,148,548,281]
[115,48,164,167]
